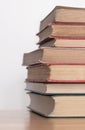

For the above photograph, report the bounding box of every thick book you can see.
[40,6,85,31]
[29,93,85,117]
[23,48,85,66]
[25,82,85,95]
[38,37,85,48]
[27,64,85,82]
[37,23,85,43]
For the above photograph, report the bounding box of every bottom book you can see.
[28,93,85,118]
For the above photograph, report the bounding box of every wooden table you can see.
[0,110,85,130]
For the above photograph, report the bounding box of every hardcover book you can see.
[40,6,85,31]
[23,48,85,66]
[27,64,85,82]
[38,23,85,43]
[29,93,85,117]
[26,82,85,95]
[38,37,85,48]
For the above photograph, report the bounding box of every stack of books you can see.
[23,6,85,117]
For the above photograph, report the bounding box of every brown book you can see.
[37,23,85,43]
[40,6,85,31]
[27,64,85,82]
[25,82,85,94]
[23,48,85,66]
[38,37,85,48]
[29,93,85,117]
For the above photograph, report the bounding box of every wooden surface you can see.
[0,110,85,130]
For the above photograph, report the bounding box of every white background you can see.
[0,0,85,110]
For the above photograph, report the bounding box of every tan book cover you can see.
[29,93,85,117]
[27,64,85,82]
[26,82,85,94]
[40,6,85,31]
[23,48,85,66]
[38,37,85,48]
[38,23,85,43]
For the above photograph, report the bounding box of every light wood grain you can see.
[0,110,85,130]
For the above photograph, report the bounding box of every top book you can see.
[40,6,85,31]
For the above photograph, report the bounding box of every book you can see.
[23,48,85,66]
[38,37,85,48]
[29,93,85,117]
[27,64,85,82]
[40,6,85,31]
[25,82,85,95]
[37,23,85,43]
